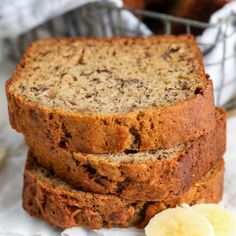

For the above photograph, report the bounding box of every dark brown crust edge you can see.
[25,109,226,201]
[6,35,215,154]
[23,158,224,230]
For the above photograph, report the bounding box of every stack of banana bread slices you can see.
[6,35,226,229]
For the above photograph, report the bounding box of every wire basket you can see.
[2,1,236,109]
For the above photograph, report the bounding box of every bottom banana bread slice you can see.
[23,155,224,230]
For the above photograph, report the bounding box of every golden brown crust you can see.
[6,35,216,154]
[25,109,226,201]
[23,157,224,229]
[139,158,224,228]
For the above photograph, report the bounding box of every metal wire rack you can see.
[2,1,236,109]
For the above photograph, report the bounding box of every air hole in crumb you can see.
[84,165,97,175]
[67,205,79,212]
[129,127,141,146]
[61,124,72,138]
[65,133,72,138]
[115,119,122,125]
[49,113,54,120]
[105,140,108,147]
[58,139,67,149]
[94,176,109,186]
[124,149,138,155]
[131,203,137,207]
[49,167,55,175]
[194,87,203,95]
[149,119,154,129]
[124,41,128,46]
[85,94,92,99]
[75,160,80,166]
[45,173,50,178]
[61,194,68,199]
[149,149,158,154]
[102,120,108,125]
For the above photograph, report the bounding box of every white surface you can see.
[0,58,236,236]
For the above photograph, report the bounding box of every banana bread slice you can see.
[6,35,215,154]
[25,108,226,201]
[23,156,224,229]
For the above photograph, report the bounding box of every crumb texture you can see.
[10,36,206,114]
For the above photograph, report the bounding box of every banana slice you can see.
[145,206,215,236]
[192,204,236,236]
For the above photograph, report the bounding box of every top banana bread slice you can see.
[6,35,215,154]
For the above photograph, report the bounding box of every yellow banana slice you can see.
[145,206,215,236]
[192,204,236,236]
